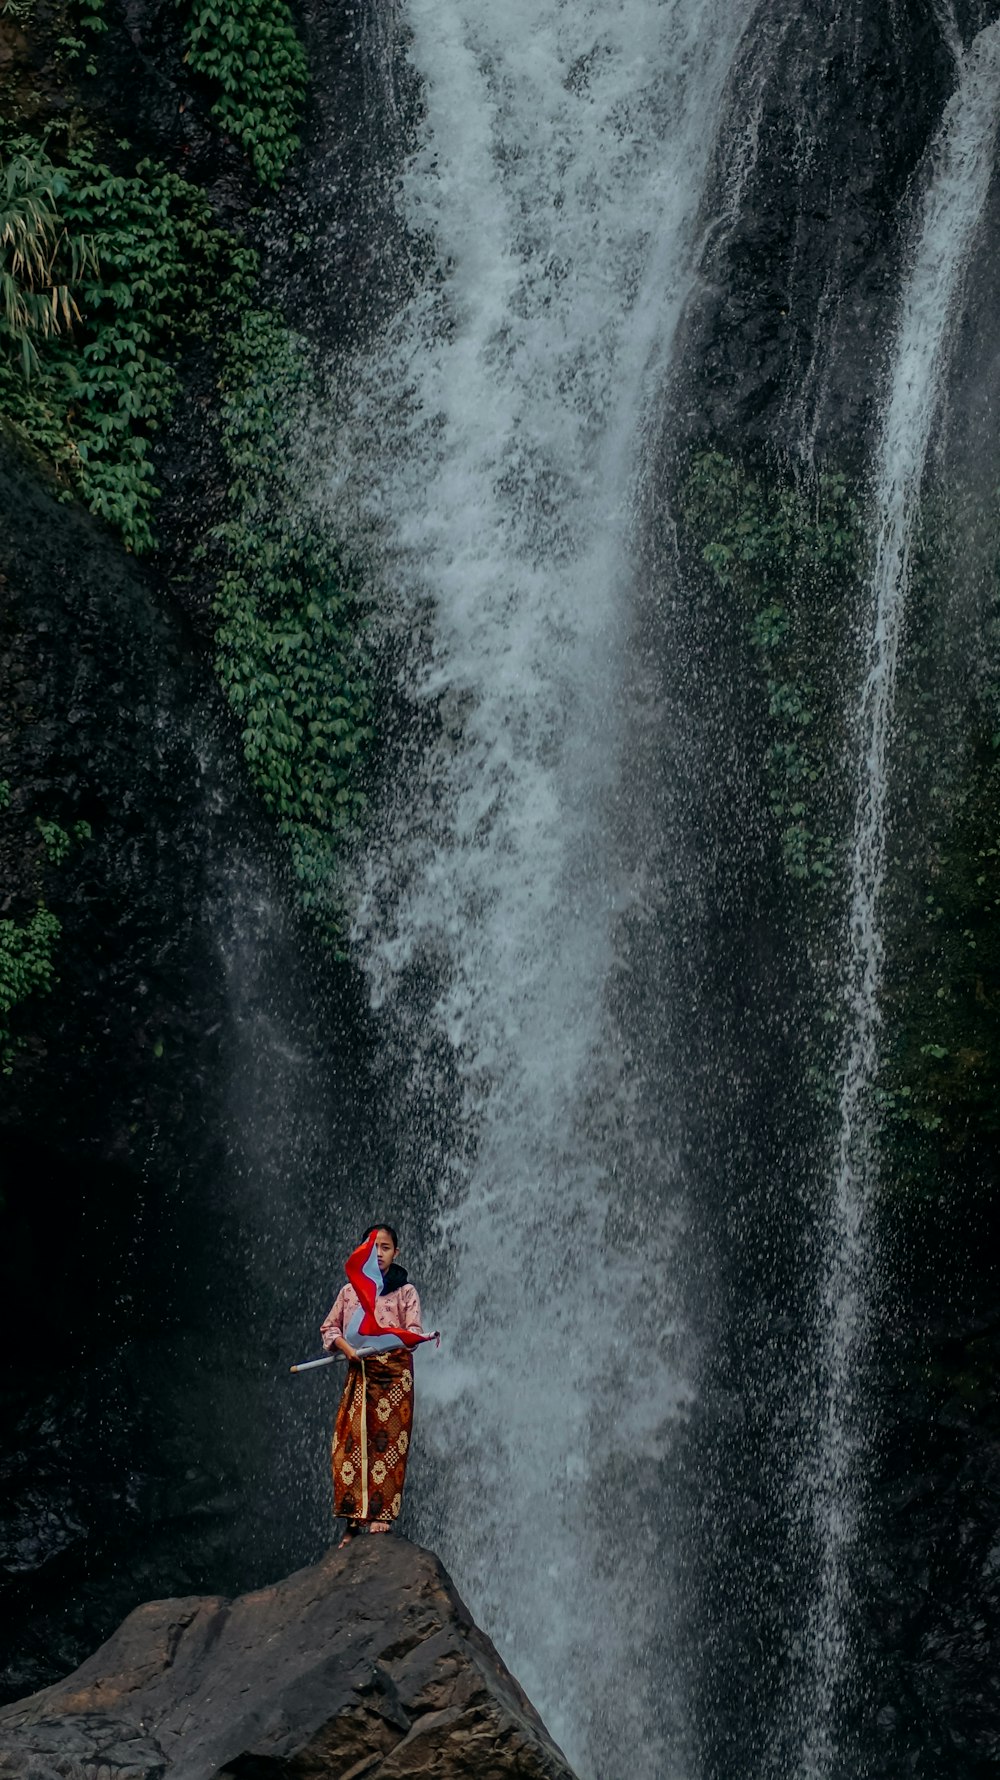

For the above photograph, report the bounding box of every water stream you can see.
[320,4,1000,1774]
[329,2,752,1773]
[796,22,1000,1775]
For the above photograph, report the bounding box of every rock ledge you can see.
[0,1539,578,1779]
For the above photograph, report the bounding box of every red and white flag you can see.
[344,1230,439,1354]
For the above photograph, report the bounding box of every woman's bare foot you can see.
[337,1522,359,1549]
[368,1522,391,1534]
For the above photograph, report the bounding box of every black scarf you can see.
[379,1261,408,1296]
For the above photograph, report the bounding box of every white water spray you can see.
[329,3,752,1773]
[799,24,1000,1773]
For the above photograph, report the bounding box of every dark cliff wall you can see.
[0,423,374,1699]
[679,0,955,457]
[0,0,383,1701]
[658,3,1000,1771]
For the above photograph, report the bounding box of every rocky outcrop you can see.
[0,1539,578,1780]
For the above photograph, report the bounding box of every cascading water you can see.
[327,2,753,1773]
[796,22,1000,1775]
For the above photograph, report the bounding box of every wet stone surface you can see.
[0,1539,579,1780]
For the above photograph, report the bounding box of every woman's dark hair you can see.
[362,1223,399,1249]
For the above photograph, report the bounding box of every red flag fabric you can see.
[344,1230,439,1351]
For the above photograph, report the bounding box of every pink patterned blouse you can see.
[320,1282,424,1351]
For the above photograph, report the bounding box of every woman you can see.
[321,1225,425,1542]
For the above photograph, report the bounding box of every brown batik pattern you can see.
[331,1349,414,1524]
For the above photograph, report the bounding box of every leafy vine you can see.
[0,133,253,551]
[210,310,374,943]
[181,0,308,187]
[0,903,61,1073]
[0,803,91,1072]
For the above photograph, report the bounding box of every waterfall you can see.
[328,2,752,1772]
[797,23,1000,1774]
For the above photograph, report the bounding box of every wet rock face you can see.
[0,1540,579,1780]
[0,442,229,1695]
[0,0,393,1699]
[0,446,229,1163]
[862,1246,1000,1780]
[678,0,956,458]
[0,440,371,1702]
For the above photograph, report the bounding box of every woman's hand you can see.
[335,1337,360,1362]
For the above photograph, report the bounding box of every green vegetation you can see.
[0,903,60,1073]
[680,449,864,885]
[182,0,307,186]
[679,454,1000,1205]
[0,801,91,1072]
[0,149,98,377]
[0,132,253,551]
[211,311,373,943]
[1,10,367,949]
[36,816,92,863]
[0,0,109,72]
[59,0,109,75]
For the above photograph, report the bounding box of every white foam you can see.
[325,2,752,1772]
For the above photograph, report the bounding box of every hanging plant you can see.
[181,0,308,187]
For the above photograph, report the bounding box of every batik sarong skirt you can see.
[331,1349,414,1524]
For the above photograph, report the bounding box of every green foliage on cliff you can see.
[0,133,251,551]
[1,0,108,75]
[681,449,863,885]
[2,12,366,948]
[0,120,371,942]
[36,816,92,863]
[0,903,60,1072]
[57,0,108,74]
[181,0,307,186]
[0,795,92,1069]
[0,151,99,375]
[210,310,373,942]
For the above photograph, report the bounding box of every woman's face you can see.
[373,1228,398,1274]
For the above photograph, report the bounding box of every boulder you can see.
[0,1538,578,1780]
